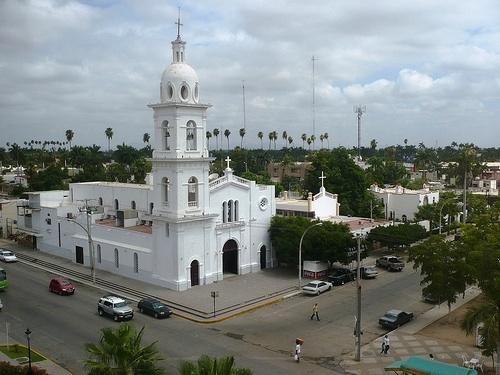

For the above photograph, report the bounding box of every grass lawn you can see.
[0,344,46,362]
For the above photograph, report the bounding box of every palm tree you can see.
[257,131,264,149]
[461,299,499,373]
[213,128,220,150]
[85,324,164,374]
[272,131,278,150]
[224,129,231,150]
[268,132,273,150]
[239,128,246,148]
[301,133,307,149]
[105,127,114,152]
[319,134,324,148]
[324,132,329,148]
[282,131,288,149]
[310,134,316,150]
[65,129,74,148]
[180,355,252,375]
[143,133,150,147]
[307,137,312,151]
[288,136,293,147]
[206,131,212,150]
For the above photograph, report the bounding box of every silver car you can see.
[0,249,17,263]
[302,280,332,295]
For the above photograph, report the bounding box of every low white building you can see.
[275,174,339,220]
[16,26,275,291]
[370,184,439,221]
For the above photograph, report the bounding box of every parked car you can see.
[327,266,355,286]
[379,309,414,329]
[302,280,332,295]
[138,298,172,319]
[376,256,405,271]
[49,277,75,295]
[422,292,439,304]
[97,295,134,321]
[360,265,378,279]
[0,249,17,263]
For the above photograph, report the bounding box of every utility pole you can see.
[355,234,362,361]
[78,199,97,283]
[354,105,366,161]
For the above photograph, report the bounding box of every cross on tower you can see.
[225,156,232,169]
[175,7,183,38]
[319,171,326,188]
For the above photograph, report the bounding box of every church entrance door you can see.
[260,245,266,269]
[190,260,199,286]
[75,246,84,264]
[222,240,238,274]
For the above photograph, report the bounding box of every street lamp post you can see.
[298,222,323,289]
[67,216,96,283]
[25,328,32,375]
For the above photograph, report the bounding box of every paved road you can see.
[214,263,432,369]
[0,261,340,374]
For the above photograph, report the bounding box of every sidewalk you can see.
[0,331,72,374]
[341,286,482,374]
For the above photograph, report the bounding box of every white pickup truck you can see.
[376,256,405,272]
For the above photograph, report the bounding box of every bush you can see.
[0,361,48,374]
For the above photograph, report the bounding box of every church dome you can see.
[160,35,200,104]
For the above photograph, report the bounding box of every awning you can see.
[16,228,44,238]
[385,356,478,375]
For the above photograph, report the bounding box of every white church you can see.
[16,27,276,291]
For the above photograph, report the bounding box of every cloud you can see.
[0,0,500,148]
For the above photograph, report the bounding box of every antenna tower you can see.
[242,81,246,129]
[353,105,366,160]
[312,56,318,149]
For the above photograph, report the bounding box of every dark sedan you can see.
[327,267,355,286]
[379,309,414,329]
[137,298,172,319]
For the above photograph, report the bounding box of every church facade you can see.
[16,29,275,291]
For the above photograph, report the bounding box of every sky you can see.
[1,0,500,150]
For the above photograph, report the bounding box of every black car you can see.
[327,267,355,286]
[378,309,414,329]
[137,298,172,319]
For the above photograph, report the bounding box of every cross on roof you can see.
[225,156,231,169]
[175,7,183,38]
[319,171,326,188]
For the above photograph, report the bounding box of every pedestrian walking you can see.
[382,335,390,355]
[310,303,320,321]
[294,338,303,362]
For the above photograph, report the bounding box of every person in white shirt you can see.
[382,335,390,355]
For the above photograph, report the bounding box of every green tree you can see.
[106,163,130,183]
[239,128,246,148]
[368,223,427,250]
[180,355,252,375]
[113,144,141,166]
[224,129,231,150]
[213,128,220,150]
[301,133,307,149]
[130,158,152,184]
[282,130,288,149]
[85,324,164,375]
[105,127,114,152]
[143,133,150,147]
[409,235,469,314]
[323,132,329,148]
[257,131,263,149]
[65,129,75,148]
[28,164,69,191]
[414,145,437,181]
[206,131,212,150]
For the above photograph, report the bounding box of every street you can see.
[0,259,431,374]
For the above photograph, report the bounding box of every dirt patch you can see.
[418,297,481,346]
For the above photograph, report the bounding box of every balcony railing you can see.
[188,201,198,207]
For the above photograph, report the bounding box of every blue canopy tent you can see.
[385,356,478,375]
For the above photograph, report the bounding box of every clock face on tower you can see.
[259,197,269,211]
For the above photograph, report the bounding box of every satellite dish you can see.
[208,173,219,182]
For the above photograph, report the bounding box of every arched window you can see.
[162,177,169,205]
[234,200,239,221]
[133,253,138,273]
[161,120,170,150]
[188,177,198,207]
[114,199,119,210]
[186,120,197,150]
[96,244,101,263]
[131,200,136,210]
[98,197,103,206]
[149,202,154,214]
[222,202,227,223]
[228,200,233,222]
[114,248,119,268]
